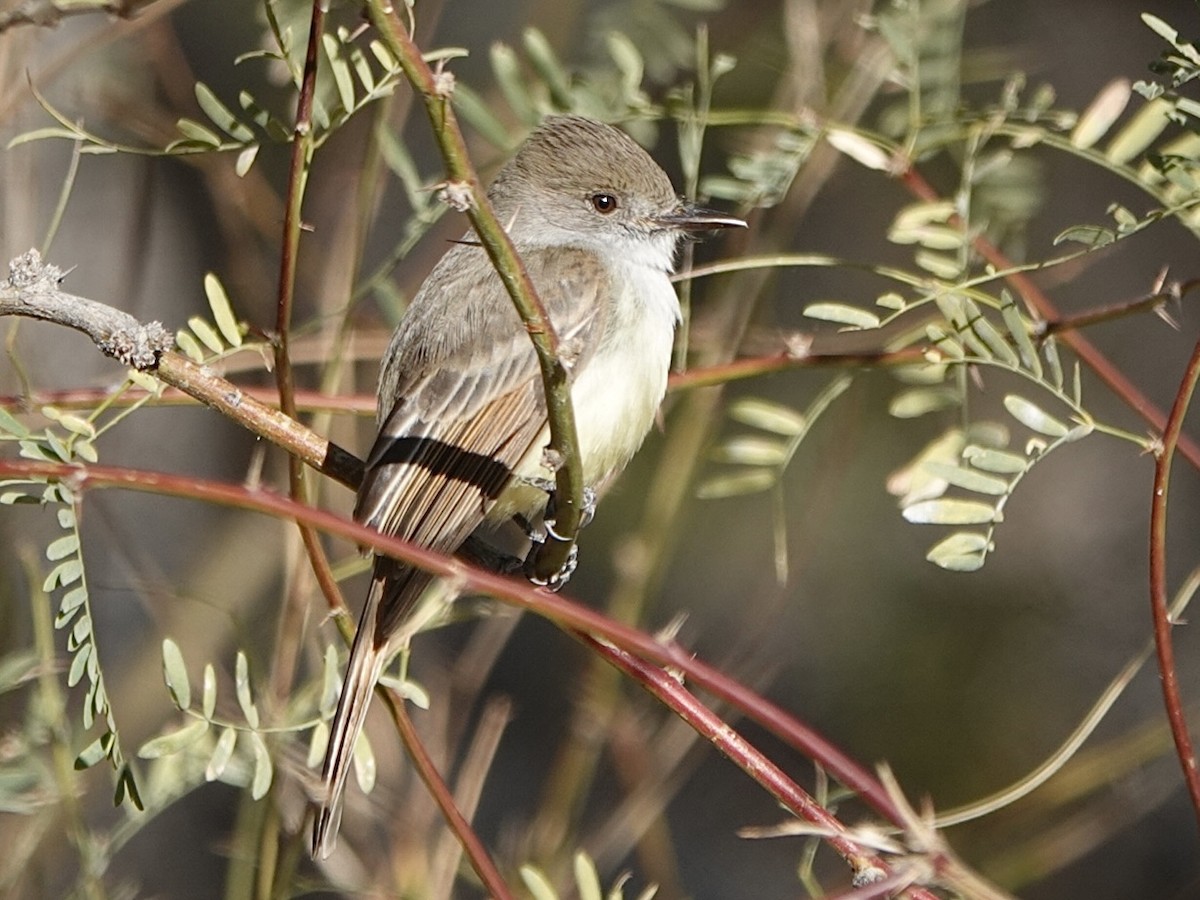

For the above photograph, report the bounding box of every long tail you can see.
[311,561,429,859]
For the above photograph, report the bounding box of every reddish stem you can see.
[1148,333,1200,834]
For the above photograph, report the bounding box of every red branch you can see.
[0,459,911,864]
[1148,333,1200,834]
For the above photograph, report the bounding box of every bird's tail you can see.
[311,561,429,859]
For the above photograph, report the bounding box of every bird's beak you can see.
[654,204,747,232]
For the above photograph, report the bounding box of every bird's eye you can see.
[590,193,618,214]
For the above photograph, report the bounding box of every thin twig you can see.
[364,0,585,582]
[381,691,515,900]
[1148,332,1200,834]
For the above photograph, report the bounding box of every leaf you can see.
[194,83,254,141]
[206,727,237,782]
[914,249,962,279]
[710,437,787,466]
[1070,78,1131,149]
[902,498,997,525]
[308,721,329,768]
[921,462,1009,495]
[352,730,376,793]
[825,129,890,170]
[175,329,206,362]
[204,273,242,348]
[520,865,559,900]
[322,33,356,113]
[999,291,1041,377]
[235,651,259,729]
[138,719,209,759]
[1053,224,1115,248]
[522,27,571,106]
[73,439,98,463]
[44,559,82,591]
[75,736,109,770]
[162,639,191,709]
[889,387,959,418]
[1042,337,1064,390]
[249,732,272,800]
[926,532,990,571]
[727,398,806,435]
[202,663,217,719]
[876,292,906,311]
[963,445,1027,474]
[58,586,87,618]
[115,765,143,810]
[174,118,223,147]
[1106,97,1172,164]
[0,407,29,437]
[801,302,880,329]
[575,852,603,900]
[1003,395,1068,438]
[46,533,79,561]
[68,643,91,688]
[490,42,537,125]
[187,316,224,354]
[320,645,340,717]
[695,469,775,499]
[235,144,260,177]
[969,315,1020,368]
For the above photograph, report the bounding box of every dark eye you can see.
[590,193,618,214]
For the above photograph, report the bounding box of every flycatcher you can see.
[312,114,744,857]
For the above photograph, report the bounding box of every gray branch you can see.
[3,249,171,369]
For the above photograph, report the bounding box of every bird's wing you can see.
[355,242,611,576]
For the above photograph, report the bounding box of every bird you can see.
[312,114,745,858]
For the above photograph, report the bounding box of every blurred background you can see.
[2,0,1200,897]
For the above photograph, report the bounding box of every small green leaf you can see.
[1043,337,1064,390]
[46,533,79,561]
[234,144,259,177]
[696,468,776,499]
[802,302,880,329]
[970,315,1020,367]
[963,445,1027,474]
[926,532,990,571]
[204,273,242,348]
[187,316,224,354]
[73,439,98,463]
[236,651,259,729]
[710,437,787,466]
[44,559,83,591]
[889,388,959,419]
[1053,224,1115,248]
[162,639,191,709]
[249,732,272,800]
[999,291,1041,377]
[194,82,254,141]
[1003,395,1068,438]
[490,42,537,125]
[175,329,206,362]
[876,292,906,311]
[352,730,376,793]
[320,645,340,717]
[0,407,29,437]
[727,398,806,435]
[206,727,237,782]
[520,865,558,900]
[922,462,1009,495]
[825,128,890,170]
[75,736,108,770]
[575,852,603,900]
[322,33,356,113]
[138,719,210,759]
[1070,78,1131,149]
[1106,97,1171,164]
[914,250,962,279]
[202,663,217,719]
[115,765,143,810]
[902,498,997,525]
[308,721,329,768]
[68,643,91,687]
[175,118,223,147]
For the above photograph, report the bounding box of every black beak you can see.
[655,203,747,232]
